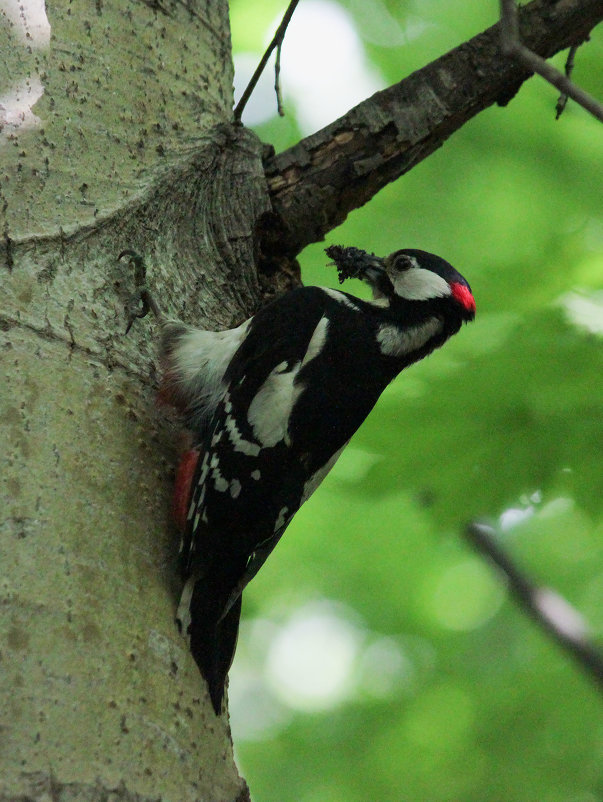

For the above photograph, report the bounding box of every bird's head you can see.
[326,245,476,324]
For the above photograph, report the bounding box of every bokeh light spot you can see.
[428,558,506,631]
[266,602,361,711]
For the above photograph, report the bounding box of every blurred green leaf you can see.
[229,2,603,800]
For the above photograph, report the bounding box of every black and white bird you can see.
[124,245,475,714]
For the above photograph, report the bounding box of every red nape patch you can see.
[173,449,200,532]
[451,282,476,313]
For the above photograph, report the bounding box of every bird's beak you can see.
[356,255,388,284]
[325,245,387,285]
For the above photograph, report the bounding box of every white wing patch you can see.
[210,452,229,492]
[301,316,329,367]
[247,317,330,449]
[248,361,302,448]
[187,453,209,521]
[393,268,451,301]
[321,287,360,311]
[225,414,261,456]
[223,392,261,456]
[376,317,442,357]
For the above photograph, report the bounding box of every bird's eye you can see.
[391,254,415,272]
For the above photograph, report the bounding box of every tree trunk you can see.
[1,1,263,799]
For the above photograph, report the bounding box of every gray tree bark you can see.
[1,1,261,799]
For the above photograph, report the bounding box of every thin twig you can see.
[275,40,285,117]
[499,0,603,123]
[465,522,603,692]
[556,44,579,119]
[233,0,301,123]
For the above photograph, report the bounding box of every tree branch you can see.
[500,0,603,122]
[556,44,580,119]
[465,523,603,693]
[263,0,603,256]
[233,0,300,122]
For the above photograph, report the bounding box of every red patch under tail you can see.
[173,449,200,532]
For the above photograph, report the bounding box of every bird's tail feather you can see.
[185,575,243,716]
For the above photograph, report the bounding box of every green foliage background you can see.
[229,2,603,800]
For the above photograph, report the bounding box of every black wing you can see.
[178,286,390,712]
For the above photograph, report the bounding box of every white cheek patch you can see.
[393,268,451,301]
[376,317,442,357]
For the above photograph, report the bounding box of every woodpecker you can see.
[122,246,475,715]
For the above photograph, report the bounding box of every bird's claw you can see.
[125,287,152,334]
[119,249,161,333]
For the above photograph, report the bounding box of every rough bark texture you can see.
[0,773,251,802]
[1,2,261,800]
[262,0,603,256]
